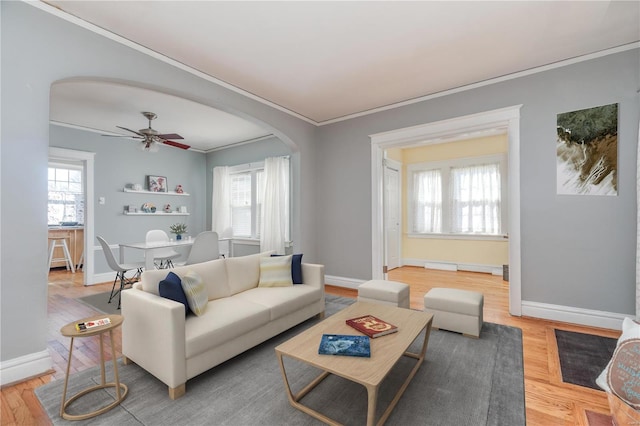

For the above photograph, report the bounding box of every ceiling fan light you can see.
[139,140,159,153]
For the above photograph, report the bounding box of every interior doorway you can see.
[48,147,95,285]
[384,158,401,271]
[371,105,522,316]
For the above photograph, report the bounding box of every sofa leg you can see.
[169,384,186,400]
[122,356,134,365]
[317,311,325,320]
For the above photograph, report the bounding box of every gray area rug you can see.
[37,295,525,425]
[76,291,122,316]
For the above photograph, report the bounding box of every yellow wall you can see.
[399,134,509,266]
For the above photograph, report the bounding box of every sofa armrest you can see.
[301,263,325,289]
[121,285,187,388]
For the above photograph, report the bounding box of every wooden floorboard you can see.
[1,266,620,425]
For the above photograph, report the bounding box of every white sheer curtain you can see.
[260,156,290,254]
[211,166,231,235]
[413,169,442,233]
[451,163,501,234]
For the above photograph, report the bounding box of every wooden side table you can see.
[59,314,128,420]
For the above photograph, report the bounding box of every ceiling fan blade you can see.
[116,126,145,137]
[162,140,191,150]
[156,133,184,140]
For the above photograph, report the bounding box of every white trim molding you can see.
[522,300,628,331]
[0,350,52,386]
[325,275,366,290]
[371,105,522,316]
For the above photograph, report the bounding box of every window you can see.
[409,154,506,237]
[230,169,264,238]
[48,164,84,225]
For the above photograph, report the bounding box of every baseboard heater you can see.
[424,261,502,276]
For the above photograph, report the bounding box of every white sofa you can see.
[120,252,325,399]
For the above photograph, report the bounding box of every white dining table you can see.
[119,238,194,271]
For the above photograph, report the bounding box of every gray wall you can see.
[316,48,639,314]
[50,125,207,270]
[1,2,317,371]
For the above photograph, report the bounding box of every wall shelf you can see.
[123,188,190,196]
[123,212,190,216]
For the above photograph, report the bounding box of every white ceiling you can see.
[44,1,640,151]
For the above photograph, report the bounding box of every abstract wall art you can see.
[556,103,618,196]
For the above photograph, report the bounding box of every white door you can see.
[384,160,401,271]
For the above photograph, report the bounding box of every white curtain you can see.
[413,169,442,233]
[451,163,501,234]
[211,166,231,235]
[260,156,290,254]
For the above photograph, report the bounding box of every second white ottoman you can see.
[358,280,410,309]
[423,288,484,338]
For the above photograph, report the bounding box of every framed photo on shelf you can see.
[147,175,167,192]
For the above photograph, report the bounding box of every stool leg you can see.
[61,240,75,273]
[48,240,56,270]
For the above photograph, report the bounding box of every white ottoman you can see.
[358,280,410,308]
[423,288,484,338]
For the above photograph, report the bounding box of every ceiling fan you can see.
[103,111,190,152]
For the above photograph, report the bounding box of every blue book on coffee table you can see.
[318,334,371,357]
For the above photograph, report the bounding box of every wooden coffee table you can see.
[275,301,433,426]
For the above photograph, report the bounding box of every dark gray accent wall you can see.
[316,48,639,314]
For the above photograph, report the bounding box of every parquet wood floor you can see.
[1,266,620,425]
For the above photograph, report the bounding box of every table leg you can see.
[366,385,378,426]
[99,332,106,385]
[109,330,122,400]
[60,337,75,418]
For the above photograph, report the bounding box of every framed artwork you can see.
[147,175,168,192]
[556,103,618,196]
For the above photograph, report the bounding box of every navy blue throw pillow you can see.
[271,253,303,284]
[158,272,191,315]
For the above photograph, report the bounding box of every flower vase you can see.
[176,234,182,241]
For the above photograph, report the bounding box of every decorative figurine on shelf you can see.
[169,223,188,240]
[164,204,172,213]
[141,202,156,213]
[133,183,142,191]
[175,184,184,194]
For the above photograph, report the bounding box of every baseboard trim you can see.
[325,275,366,290]
[91,272,116,285]
[0,350,52,386]
[521,300,628,330]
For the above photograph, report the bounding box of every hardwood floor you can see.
[1,266,620,425]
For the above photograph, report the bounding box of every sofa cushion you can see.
[141,257,230,300]
[259,255,293,287]
[225,252,270,295]
[234,285,322,321]
[158,272,191,316]
[272,253,303,284]
[185,298,271,358]
[181,270,208,316]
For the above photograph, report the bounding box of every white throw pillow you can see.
[596,317,640,392]
[258,255,293,288]
[180,270,208,316]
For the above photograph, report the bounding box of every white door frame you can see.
[49,147,96,285]
[370,105,522,316]
[383,157,402,271]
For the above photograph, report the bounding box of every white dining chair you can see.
[96,236,144,309]
[146,229,181,269]
[184,231,220,265]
